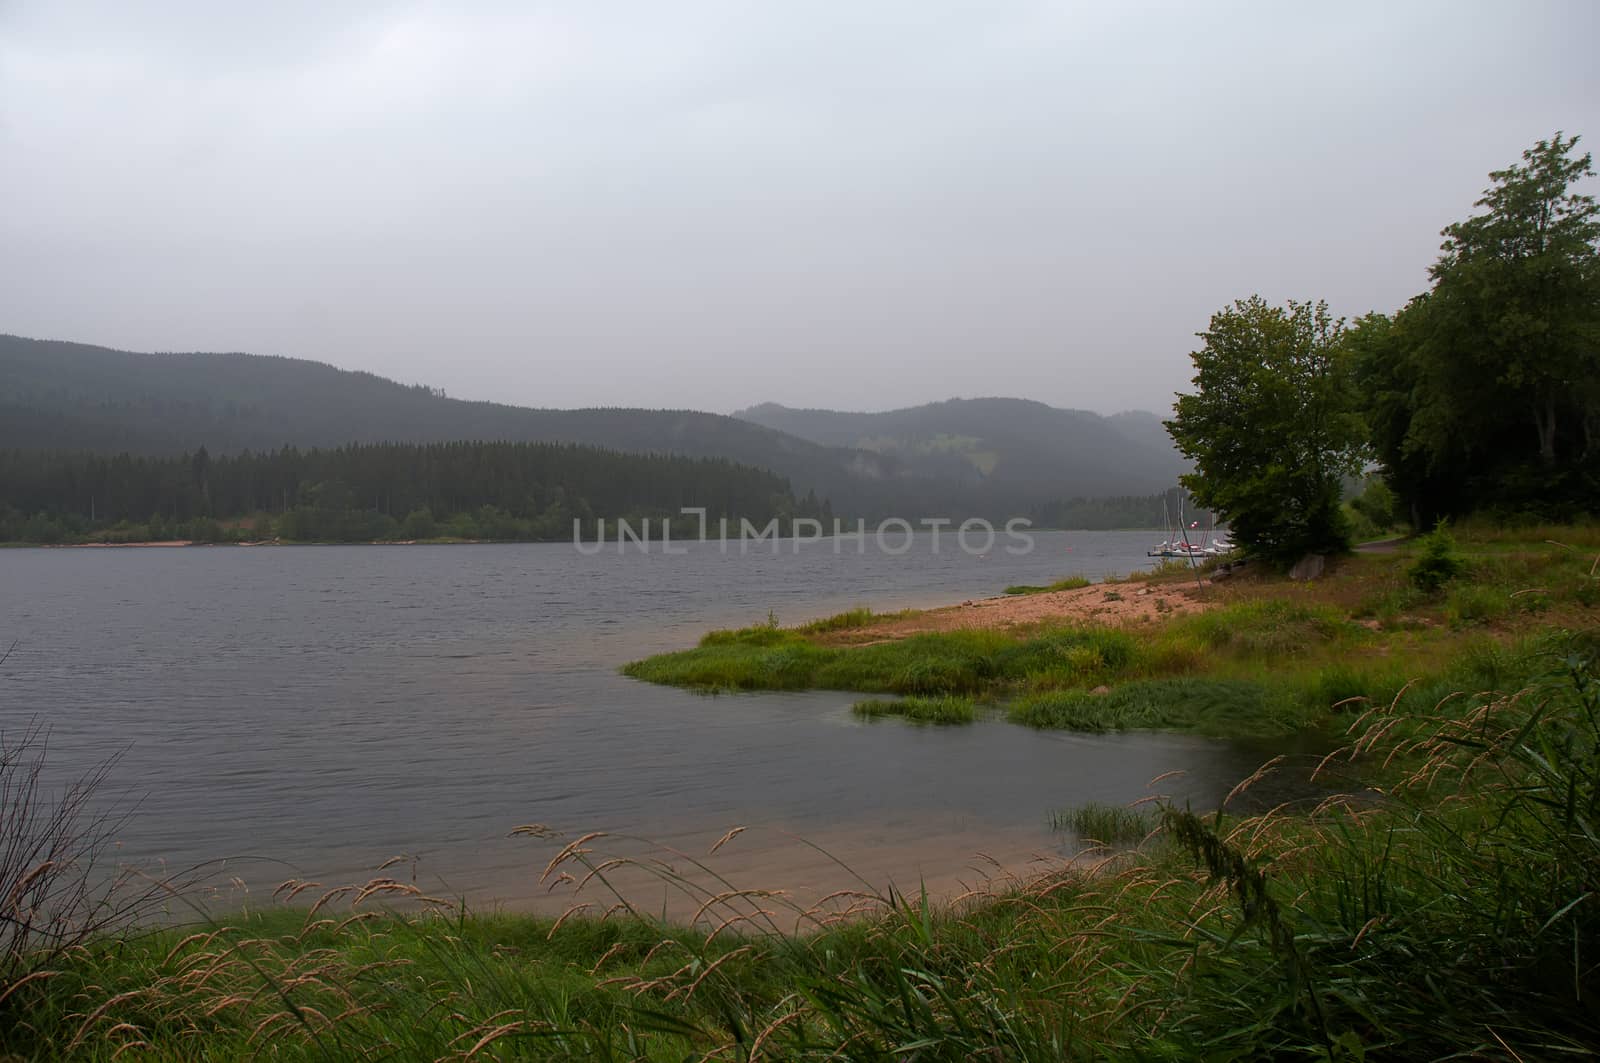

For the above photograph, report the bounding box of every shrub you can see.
[1408,523,1466,592]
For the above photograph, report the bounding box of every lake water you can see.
[0,532,1280,913]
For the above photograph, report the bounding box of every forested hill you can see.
[733,398,1187,499]
[1,334,1184,519]
[0,442,822,544]
[0,333,884,492]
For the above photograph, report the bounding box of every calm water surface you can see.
[0,532,1274,910]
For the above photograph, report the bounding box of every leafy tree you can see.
[1165,297,1367,565]
[1431,134,1599,466]
[1354,134,1600,521]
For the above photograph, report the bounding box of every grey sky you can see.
[2,2,1596,416]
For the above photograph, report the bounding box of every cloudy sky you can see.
[2,2,1596,415]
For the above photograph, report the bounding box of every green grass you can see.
[624,626,1142,698]
[625,595,1392,738]
[852,695,976,724]
[1049,801,1154,845]
[796,607,912,634]
[624,529,1600,744]
[1003,576,1091,595]
[1009,677,1307,737]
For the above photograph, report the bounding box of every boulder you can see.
[1288,553,1327,581]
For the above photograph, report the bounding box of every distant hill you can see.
[1,335,1185,520]
[0,334,913,516]
[733,398,1187,504]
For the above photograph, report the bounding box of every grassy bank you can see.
[623,529,1600,739]
[8,631,1600,1059]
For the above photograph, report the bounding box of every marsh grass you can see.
[1009,677,1307,737]
[851,695,976,724]
[1049,802,1154,845]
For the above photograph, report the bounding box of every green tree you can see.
[1165,297,1367,565]
[1430,133,1599,467]
[1355,135,1600,522]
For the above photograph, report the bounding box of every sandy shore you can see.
[821,578,1214,643]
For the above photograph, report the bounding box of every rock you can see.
[1288,553,1327,581]
[1136,588,1150,597]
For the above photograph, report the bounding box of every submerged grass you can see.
[1049,801,1154,845]
[852,695,976,724]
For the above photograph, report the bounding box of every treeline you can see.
[1355,135,1599,524]
[1030,489,1212,530]
[0,441,828,544]
[1168,134,1600,563]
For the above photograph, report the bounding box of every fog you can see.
[2,1,1595,413]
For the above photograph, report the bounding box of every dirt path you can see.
[821,580,1213,644]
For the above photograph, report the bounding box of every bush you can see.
[1408,523,1466,592]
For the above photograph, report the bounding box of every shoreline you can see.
[4,527,1181,550]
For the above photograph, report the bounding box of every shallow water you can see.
[0,532,1275,910]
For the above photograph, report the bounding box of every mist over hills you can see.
[734,399,1186,498]
[1,334,1186,520]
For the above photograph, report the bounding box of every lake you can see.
[0,531,1277,913]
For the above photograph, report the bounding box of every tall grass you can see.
[1049,802,1154,845]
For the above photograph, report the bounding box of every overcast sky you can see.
[2,2,1596,416]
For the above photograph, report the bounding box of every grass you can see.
[624,625,1143,698]
[625,596,1375,737]
[795,606,919,634]
[627,529,1600,744]
[1003,575,1091,595]
[852,695,977,724]
[1009,677,1305,737]
[1049,801,1154,845]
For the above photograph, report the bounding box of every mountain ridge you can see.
[1,333,1185,518]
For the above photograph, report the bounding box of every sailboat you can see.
[1148,496,1231,558]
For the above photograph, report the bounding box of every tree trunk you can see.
[1534,399,1557,465]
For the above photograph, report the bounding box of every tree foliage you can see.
[1165,298,1367,565]
[1352,134,1600,522]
